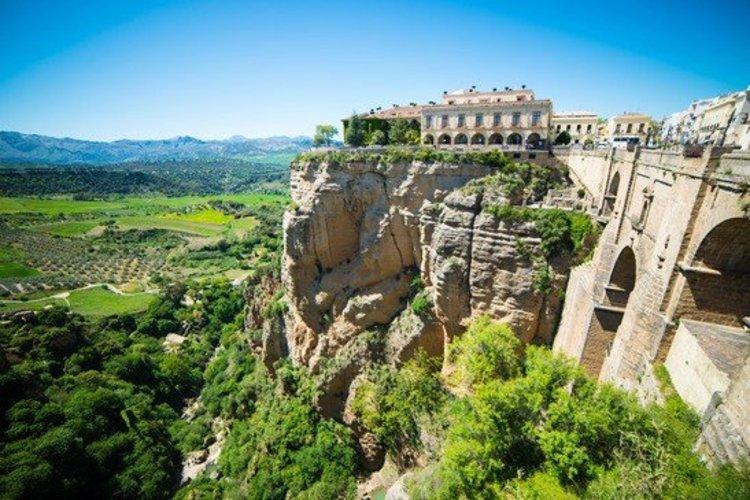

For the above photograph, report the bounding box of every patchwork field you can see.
[0,285,157,317]
[0,192,288,300]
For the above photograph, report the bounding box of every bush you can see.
[411,291,431,316]
[448,315,521,387]
[368,129,387,146]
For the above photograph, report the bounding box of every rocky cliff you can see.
[275,151,576,389]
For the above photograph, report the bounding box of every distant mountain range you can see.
[0,131,313,165]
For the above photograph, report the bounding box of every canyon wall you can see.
[278,155,573,420]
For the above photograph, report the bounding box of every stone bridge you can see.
[552,146,750,466]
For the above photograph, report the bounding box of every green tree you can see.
[344,114,366,147]
[389,119,420,145]
[312,124,338,147]
[554,130,572,145]
[368,129,387,146]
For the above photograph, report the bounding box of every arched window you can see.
[438,134,451,145]
[470,133,485,145]
[507,133,522,145]
[488,133,503,145]
[526,133,541,148]
[455,133,468,145]
[423,134,434,145]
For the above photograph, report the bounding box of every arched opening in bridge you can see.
[526,133,542,149]
[471,133,485,145]
[438,134,451,145]
[455,133,468,145]
[507,133,522,145]
[488,133,503,145]
[676,217,750,328]
[423,134,434,145]
[580,246,636,377]
[603,172,620,216]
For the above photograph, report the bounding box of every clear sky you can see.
[1,0,748,141]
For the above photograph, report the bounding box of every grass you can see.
[0,193,289,215]
[67,286,156,317]
[0,261,39,278]
[0,297,66,314]
[116,215,225,237]
[0,286,156,317]
[33,220,102,237]
[165,208,233,225]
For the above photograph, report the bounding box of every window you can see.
[458,114,465,127]
[556,124,561,132]
[441,115,448,128]
[566,124,571,131]
[586,124,592,132]
[493,113,501,126]
[576,124,581,132]
[616,124,622,133]
[512,112,521,126]
[425,115,433,129]
[638,123,645,133]
[531,111,541,126]
[475,113,483,126]
[626,123,633,133]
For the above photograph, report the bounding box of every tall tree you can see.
[344,115,366,147]
[313,124,338,147]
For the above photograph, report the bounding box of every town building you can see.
[551,111,598,145]
[661,97,717,146]
[343,87,553,149]
[607,112,652,147]
[696,88,750,147]
[421,88,552,149]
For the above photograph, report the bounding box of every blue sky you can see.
[1,0,748,141]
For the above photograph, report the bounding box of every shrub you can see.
[411,291,431,316]
[368,129,387,146]
[448,315,521,387]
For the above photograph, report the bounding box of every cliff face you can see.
[282,160,495,370]
[280,157,569,379]
[422,187,567,345]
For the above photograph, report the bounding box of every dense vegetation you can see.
[0,279,245,498]
[295,146,550,172]
[0,160,290,197]
[352,316,750,499]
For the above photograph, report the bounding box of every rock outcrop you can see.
[282,159,497,370]
[275,154,573,420]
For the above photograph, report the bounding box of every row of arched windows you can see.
[424,132,541,146]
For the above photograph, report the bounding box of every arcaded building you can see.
[420,88,552,149]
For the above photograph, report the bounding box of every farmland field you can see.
[0,191,288,303]
[0,285,156,316]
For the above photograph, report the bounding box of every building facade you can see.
[696,89,750,147]
[420,88,552,149]
[551,112,598,145]
[607,112,652,146]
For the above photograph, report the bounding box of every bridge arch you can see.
[603,171,621,216]
[676,217,750,327]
